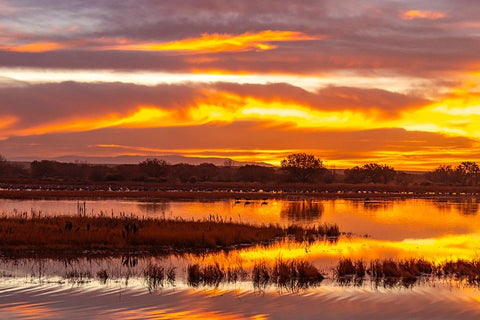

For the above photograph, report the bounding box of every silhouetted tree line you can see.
[1,154,480,186]
[344,163,396,184]
[26,158,280,183]
[0,155,28,179]
[425,161,480,186]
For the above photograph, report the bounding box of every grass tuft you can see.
[252,258,324,290]
[144,263,175,290]
[96,269,108,284]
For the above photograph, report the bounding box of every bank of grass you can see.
[0,214,340,257]
[186,258,480,290]
[253,258,324,289]
[57,257,480,291]
[188,258,323,289]
[336,258,480,287]
[1,181,480,201]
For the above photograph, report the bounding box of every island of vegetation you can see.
[0,213,340,257]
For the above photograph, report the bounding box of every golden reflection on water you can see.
[2,198,480,241]
[3,198,480,319]
[0,302,57,319]
[2,281,480,320]
[188,232,480,269]
[110,307,268,320]
[320,199,480,240]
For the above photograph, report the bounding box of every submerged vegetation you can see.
[0,213,340,257]
[187,258,324,290]
[187,262,249,287]
[144,263,176,290]
[52,257,480,291]
[335,258,480,287]
[162,258,480,290]
[157,258,480,290]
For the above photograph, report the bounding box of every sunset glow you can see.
[107,30,320,53]
[401,10,446,20]
[188,233,480,270]
[0,0,479,169]
[0,41,73,52]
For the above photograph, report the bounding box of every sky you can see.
[0,0,480,170]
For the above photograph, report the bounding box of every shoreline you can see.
[0,188,478,201]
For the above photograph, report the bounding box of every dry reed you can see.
[0,214,340,256]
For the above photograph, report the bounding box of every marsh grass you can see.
[187,262,245,287]
[441,259,480,284]
[144,263,175,290]
[251,258,324,291]
[10,256,480,290]
[286,224,340,241]
[335,258,480,287]
[65,270,93,284]
[187,258,323,290]
[91,258,480,289]
[252,261,270,288]
[0,214,340,256]
[96,269,108,284]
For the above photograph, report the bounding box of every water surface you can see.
[1,197,479,240]
[2,197,480,319]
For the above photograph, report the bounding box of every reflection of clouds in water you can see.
[280,201,323,222]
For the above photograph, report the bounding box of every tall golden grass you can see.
[0,214,340,256]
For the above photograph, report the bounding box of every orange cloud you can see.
[0,115,17,139]
[401,10,446,20]
[0,83,465,141]
[0,41,75,52]
[2,81,480,170]
[96,144,292,165]
[8,106,180,137]
[106,30,321,53]
[401,88,480,139]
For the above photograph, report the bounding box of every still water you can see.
[1,197,479,240]
[2,197,480,319]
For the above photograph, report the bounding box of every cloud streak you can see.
[0,124,476,170]
[1,0,479,77]
[0,81,433,137]
[0,41,78,52]
[401,10,446,20]
[104,30,321,53]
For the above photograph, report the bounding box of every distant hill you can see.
[10,155,275,167]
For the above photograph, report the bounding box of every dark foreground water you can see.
[2,279,480,319]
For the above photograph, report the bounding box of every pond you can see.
[1,197,480,319]
[1,197,479,240]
